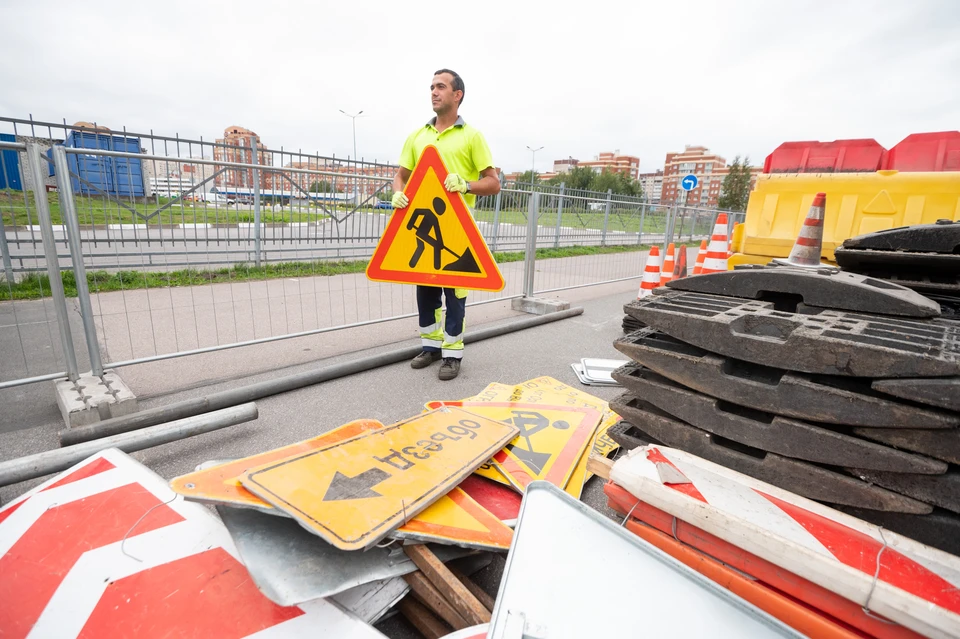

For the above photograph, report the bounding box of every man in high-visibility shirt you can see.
[392,68,500,381]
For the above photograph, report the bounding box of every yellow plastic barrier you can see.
[729,170,960,268]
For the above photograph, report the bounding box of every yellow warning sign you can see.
[565,411,622,498]
[169,419,384,511]
[425,401,601,492]
[366,146,504,292]
[240,407,518,551]
[391,486,514,551]
[455,377,622,492]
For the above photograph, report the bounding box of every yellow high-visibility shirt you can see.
[398,116,495,208]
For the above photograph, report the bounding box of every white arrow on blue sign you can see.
[681,174,699,191]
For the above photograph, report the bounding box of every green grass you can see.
[1,243,684,301]
[473,207,713,236]
[0,189,345,226]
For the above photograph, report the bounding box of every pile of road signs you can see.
[590,445,960,639]
[614,208,960,558]
[158,377,620,637]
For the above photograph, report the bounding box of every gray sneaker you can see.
[411,351,442,369]
[438,358,461,381]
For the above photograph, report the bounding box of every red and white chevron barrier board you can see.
[608,445,960,639]
[0,448,385,639]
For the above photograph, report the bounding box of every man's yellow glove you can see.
[444,173,468,193]
[391,191,409,209]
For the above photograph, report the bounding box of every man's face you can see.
[430,73,461,114]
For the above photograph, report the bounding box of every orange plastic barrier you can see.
[604,481,924,639]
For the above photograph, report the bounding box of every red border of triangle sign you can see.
[366,146,505,292]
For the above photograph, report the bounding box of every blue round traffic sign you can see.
[681,174,699,191]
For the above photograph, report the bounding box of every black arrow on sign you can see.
[322,468,391,502]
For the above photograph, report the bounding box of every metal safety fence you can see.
[0,117,741,392]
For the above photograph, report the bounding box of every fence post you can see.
[553,182,565,249]
[601,189,612,246]
[491,174,503,251]
[637,203,646,245]
[26,143,79,382]
[0,208,12,284]
[51,145,104,378]
[523,191,540,297]
[250,138,262,268]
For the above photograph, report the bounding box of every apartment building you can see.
[213,126,273,189]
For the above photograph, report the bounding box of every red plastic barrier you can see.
[882,131,960,172]
[763,139,885,174]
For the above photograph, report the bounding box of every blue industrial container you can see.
[0,133,23,190]
[51,131,145,197]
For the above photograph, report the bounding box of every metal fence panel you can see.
[0,141,84,389]
[0,116,747,388]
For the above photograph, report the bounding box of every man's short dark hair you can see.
[434,68,465,105]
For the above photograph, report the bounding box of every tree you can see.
[309,180,337,193]
[718,156,753,212]
[549,166,595,190]
[516,170,539,186]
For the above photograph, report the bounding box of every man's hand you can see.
[444,173,468,193]
[391,191,409,209]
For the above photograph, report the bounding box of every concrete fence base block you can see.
[511,296,571,316]
[55,369,139,428]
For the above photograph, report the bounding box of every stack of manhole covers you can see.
[612,263,960,556]
[835,219,960,320]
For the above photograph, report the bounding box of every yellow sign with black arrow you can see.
[240,407,518,551]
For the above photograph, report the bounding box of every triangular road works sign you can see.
[366,145,505,292]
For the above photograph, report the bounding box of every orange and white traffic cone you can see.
[774,193,827,269]
[673,246,689,280]
[692,240,707,275]
[699,213,730,275]
[660,243,676,286]
[638,246,662,298]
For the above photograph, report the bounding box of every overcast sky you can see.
[2,0,958,173]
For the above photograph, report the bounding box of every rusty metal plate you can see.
[665,265,940,318]
[841,220,960,253]
[608,393,931,515]
[852,427,960,466]
[835,506,960,558]
[847,469,960,515]
[614,328,958,428]
[835,247,960,275]
[240,407,519,551]
[613,364,946,474]
[623,291,960,377]
[872,377,960,413]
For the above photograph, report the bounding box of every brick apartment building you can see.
[661,145,760,208]
[213,126,273,189]
[281,159,395,199]
[578,151,640,179]
[505,151,640,186]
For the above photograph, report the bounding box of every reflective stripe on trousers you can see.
[417,286,466,358]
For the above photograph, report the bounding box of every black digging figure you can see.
[407,196,448,270]
[405,197,483,273]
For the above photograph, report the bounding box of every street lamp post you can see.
[339,109,363,205]
[339,109,363,160]
[526,145,544,188]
